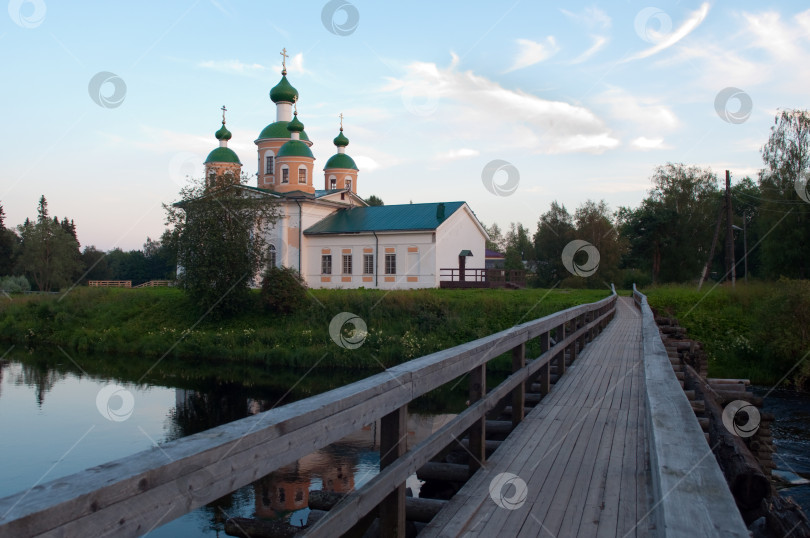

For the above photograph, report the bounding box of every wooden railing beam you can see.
[379,405,407,537]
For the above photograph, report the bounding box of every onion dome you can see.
[278,140,314,158]
[205,147,241,164]
[215,124,232,141]
[270,74,298,104]
[257,121,310,141]
[287,112,304,133]
[324,153,358,170]
[333,129,349,148]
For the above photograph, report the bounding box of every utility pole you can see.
[743,212,748,284]
[698,197,725,291]
[724,170,736,287]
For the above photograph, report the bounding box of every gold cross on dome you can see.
[339,112,344,130]
[280,48,289,71]
[293,95,298,115]
[221,105,227,124]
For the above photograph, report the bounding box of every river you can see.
[0,350,466,536]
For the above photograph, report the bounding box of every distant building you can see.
[485,249,506,269]
[196,49,487,289]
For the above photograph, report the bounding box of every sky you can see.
[2,0,810,251]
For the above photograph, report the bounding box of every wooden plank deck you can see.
[421,297,653,537]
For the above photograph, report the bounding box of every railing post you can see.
[379,405,407,536]
[568,319,578,364]
[468,364,486,473]
[539,331,551,395]
[511,342,526,427]
[557,323,567,375]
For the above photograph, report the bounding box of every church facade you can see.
[200,50,487,290]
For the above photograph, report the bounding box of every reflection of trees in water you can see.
[7,360,67,407]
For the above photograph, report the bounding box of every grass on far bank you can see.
[644,279,810,388]
[0,286,610,371]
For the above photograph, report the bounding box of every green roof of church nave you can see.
[204,146,241,164]
[304,202,466,235]
[277,139,315,159]
[257,121,310,141]
[323,153,358,171]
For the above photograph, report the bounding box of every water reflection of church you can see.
[173,389,454,523]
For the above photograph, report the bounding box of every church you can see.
[201,49,487,290]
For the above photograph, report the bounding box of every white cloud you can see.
[382,53,617,154]
[198,59,266,74]
[506,37,560,72]
[570,35,609,64]
[288,52,307,75]
[436,148,480,161]
[560,7,611,29]
[631,137,670,150]
[596,87,679,131]
[625,3,710,62]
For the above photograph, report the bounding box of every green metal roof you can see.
[277,139,315,158]
[204,146,241,164]
[304,202,465,235]
[257,121,311,141]
[333,129,349,147]
[215,124,232,141]
[269,74,298,103]
[323,153,358,170]
[287,113,304,132]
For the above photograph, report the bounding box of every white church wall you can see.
[302,231,437,289]
[435,204,488,281]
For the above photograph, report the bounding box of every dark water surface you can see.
[0,350,462,536]
[753,386,810,515]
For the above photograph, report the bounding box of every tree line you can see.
[0,195,175,291]
[484,109,810,288]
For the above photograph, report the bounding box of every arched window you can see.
[329,176,337,190]
[298,167,307,184]
[265,153,274,176]
[281,166,289,183]
[268,245,277,268]
[345,178,352,191]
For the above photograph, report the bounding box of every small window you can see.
[342,254,352,274]
[345,178,352,190]
[363,254,374,274]
[278,487,285,503]
[330,176,337,190]
[321,255,332,275]
[282,168,289,183]
[385,253,396,275]
[298,168,307,184]
[268,245,277,268]
[265,155,274,176]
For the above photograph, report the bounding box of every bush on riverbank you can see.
[644,279,810,388]
[0,286,608,370]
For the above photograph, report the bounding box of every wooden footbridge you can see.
[0,287,750,537]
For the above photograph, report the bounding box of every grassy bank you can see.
[644,280,810,388]
[0,287,609,370]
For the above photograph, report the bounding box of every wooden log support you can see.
[468,364,486,473]
[309,491,446,524]
[511,343,526,428]
[379,405,407,537]
[416,462,470,483]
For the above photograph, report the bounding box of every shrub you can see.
[260,266,309,315]
[0,275,31,293]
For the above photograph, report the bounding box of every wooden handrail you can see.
[633,284,748,537]
[0,287,617,537]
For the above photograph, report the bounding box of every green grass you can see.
[644,280,810,388]
[0,286,609,370]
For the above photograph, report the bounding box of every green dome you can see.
[333,129,349,147]
[205,146,241,164]
[277,140,315,159]
[324,153,358,170]
[257,121,310,141]
[215,124,232,141]
[269,75,298,104]
[287,113,304,133]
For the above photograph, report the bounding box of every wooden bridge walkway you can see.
[422,297,652,537]
[0,288,750,538]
